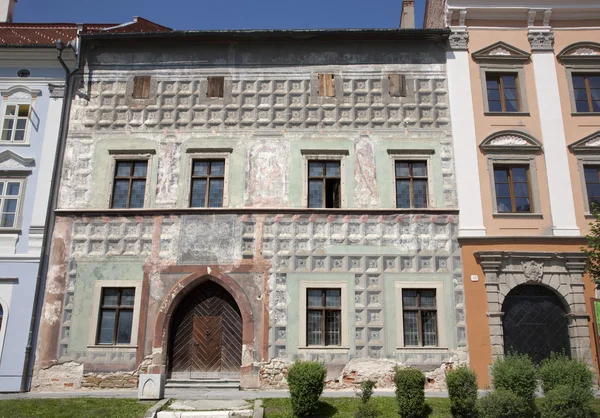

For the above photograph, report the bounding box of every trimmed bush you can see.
[539,353,593,394]
[477,389,530,418]
[539,384,594,418]
[286,361,326,417]
[446,366,478,418]
[490,353,537,404]
[355,401,381,418]
[394,367,426,418]
[358,380,376,404]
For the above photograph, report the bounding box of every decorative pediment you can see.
[0,85,41,101]
[568,131,600,154]
[558,42,600,63]
[0,150,34,171]
[472,42,530,63]
[480,130,543,153]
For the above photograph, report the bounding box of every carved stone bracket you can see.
[528,32,554,51]
[449,31,469,51]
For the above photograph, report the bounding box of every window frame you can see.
[492,164,533,214]
[95,287,136,346]
[401,289,439,347]
[478,66,530,116]
[583,164,600,211]
[88,280,142,350]
[301,150,348,209]
[485,73,521,113]
[307,159,342,209]
[110,159,150,209]
[184,148,232,208]
[189,159,226,208]
[388,150,436,209]
[570,73,600,114]
[0,177,25,230]
[394,160,430,209]
[573,153,600,216]
[107,153,152,209]
[306,288,342,347]
[0,102,33,145]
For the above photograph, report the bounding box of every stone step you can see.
[157,411,252,418]
[165,379,240,390]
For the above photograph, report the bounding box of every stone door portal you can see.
[502,284,571,363]
[169,280,243,379]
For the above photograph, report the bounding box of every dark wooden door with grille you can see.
[502,284,571,364]
[169,281,243,379]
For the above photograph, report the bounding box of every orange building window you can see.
[584,166,600,210]
[494,166,531,213]
[486,73,520,113]
[573,74,600,113]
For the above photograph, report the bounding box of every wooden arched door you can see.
[168,281,243,379]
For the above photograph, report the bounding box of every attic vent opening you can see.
[16,69,30,78]
[132,76,151,99]
[207,76,225,98]
[318,74,335,97]
[389,74,406,97]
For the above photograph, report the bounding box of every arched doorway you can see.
[502,284,571,363]
[168,280,243,379]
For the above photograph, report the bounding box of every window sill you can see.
[0,228,21,234]
[585,213,597,219]
[298,346,349,353]
[492,213,543,219]
[484,112,530,117]
[396,347,449,352]
[87,344,137,352]
[0,143,30,147]
[571,112,600,117]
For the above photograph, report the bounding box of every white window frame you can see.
[301,150,348,209]
[0,102,33,145]
[106,151,154,209]
[388,150,436,209]
[0,178,25,230]
[87,280,143,351]
[395,281,446,349]
[184,148,232,208]
[0,278,17,362]
[299,280,349,350]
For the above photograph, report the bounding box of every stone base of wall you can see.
[81,372,139,389]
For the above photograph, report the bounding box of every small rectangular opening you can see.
[207,76,225,98]
[132,76,151,99]
[389,74,406,97]
[325,178,340,208]
[318,74,335,97]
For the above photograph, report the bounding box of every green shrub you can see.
[394,367,426,418]
[478,389,531,418]
[446,366,478,418]
[358,380,376,404]
[286,361,326,417]
[539,384,593,418]
[355,401,381,418]
[539,353,593,394]
[490,353,537,404]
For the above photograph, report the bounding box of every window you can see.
[111,160,148,209]
[306,288,341,346]
[318,74,335,97]
[190,159,225,207]
[395,161,428,208]
[584,166,600,210]
[486,73,520,112]
[0,304,3,333]
[96,287,135,345]
[308,160,340,208]
[0,180,22,228]
[1,104,30,143]
[132,76,151,99]
[402,289,437,347]
[494,166,531,213]
[573,74,600,113]
[389,74,406,97]
[207,76,225,98]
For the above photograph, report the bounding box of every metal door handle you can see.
[205,331,210,337]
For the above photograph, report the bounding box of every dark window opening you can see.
[96,287,135,345]
[402,289,438,347]
[190,159,225,208]
[573,74,600,113]
[308,160,341,208]
[307,288,341,346]
[111,160,148,209]
[132,76,151,99]
[207,76,225,98]
[389,74,406,97]
[395,161,428,208]
[494,165,532,213]
[318,74,335,97]
[486,73,520,112]
[16,69,30,78]
[584,165,600,210]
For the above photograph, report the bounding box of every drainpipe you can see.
[20,38,81,392]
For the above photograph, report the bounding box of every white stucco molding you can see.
[472,41,531,64]
[0,85,41,100]
[480,130,543,154]
[0,150,34,172]
[569,131,600,154]
[557,42,600,64]
[448,31,469,51]
[528,31,555,52]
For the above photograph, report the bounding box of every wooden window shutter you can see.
[207,76,225,98]
[318,74,335,97]
[132,76,151,99]
[389,74,406,97]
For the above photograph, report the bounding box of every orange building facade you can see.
[427,0,600,387]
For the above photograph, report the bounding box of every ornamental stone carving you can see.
[522,260,544,282]
[449,31,469,51]
[489,136,528,146]
[528,32,554,51]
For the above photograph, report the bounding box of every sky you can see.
[14,0,426,30]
